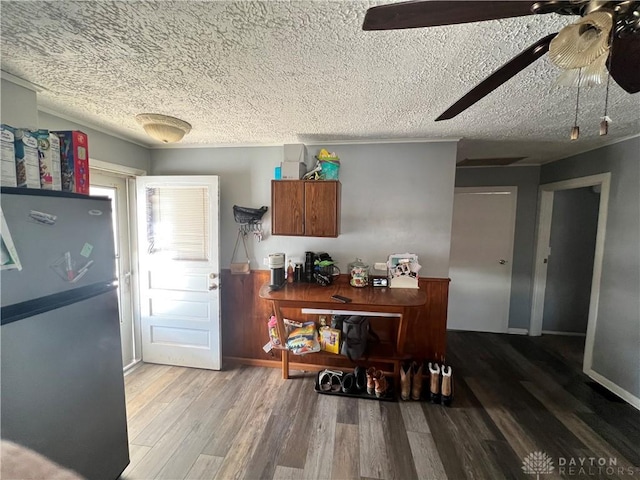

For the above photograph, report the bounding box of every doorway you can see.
[90,171,136,369]
[530,173,611,380]
[541,187,600,336]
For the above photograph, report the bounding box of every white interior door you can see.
[90,171,135,368]
[136,176,221,370]
[447,186,517,333]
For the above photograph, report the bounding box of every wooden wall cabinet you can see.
[271,180,340,237]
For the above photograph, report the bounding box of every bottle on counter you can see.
[287,260,294,283]
[294,263,303,282]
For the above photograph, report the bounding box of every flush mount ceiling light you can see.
[135,113,192,143]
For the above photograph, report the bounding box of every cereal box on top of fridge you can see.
[36,129,62,190]
[53,130,89,194]
[1,125,17,187]
[14,129,41,189]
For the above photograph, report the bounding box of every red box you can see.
[53,130,89,194]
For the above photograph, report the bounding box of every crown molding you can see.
[152,137,461,150]
[1,71,46,93]
[542,132,640,164]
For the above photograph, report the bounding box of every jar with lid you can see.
[348,258,369,287]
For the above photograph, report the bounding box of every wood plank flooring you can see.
[120,332,640,480]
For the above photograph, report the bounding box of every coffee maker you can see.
[269,253,286,290]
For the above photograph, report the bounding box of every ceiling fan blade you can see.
[608,31,640,94]
[435,33,557,121]
[363,1,536,31]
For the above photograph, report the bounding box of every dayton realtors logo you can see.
[522,451,554,479]
[523,452,640,477]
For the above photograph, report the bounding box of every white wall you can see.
[1,79,38,128]
[150,141,458,278]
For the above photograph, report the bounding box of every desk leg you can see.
[272,301,289,379]
[282,350,289,380]
[397,308,409,355]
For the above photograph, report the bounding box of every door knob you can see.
[209,284,218,290]
[499,259,507,265]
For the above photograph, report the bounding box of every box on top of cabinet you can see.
[36,130,62,191]
[53,130,89,194]
[280,161,306,179]
[1,125,17,187]
[14,129,41,189]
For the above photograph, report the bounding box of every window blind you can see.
[146,186,209,261]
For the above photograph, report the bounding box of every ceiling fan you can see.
[362,1,640,121]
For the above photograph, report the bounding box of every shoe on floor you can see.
[441,365,454,406]
[374,371,388,398]
[354,366,367,393]
[411,361,423,401]
[400,362,411,401]
[428,362,441,404]
[366,367,377,395]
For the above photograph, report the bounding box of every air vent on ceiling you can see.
[457,157,525,167]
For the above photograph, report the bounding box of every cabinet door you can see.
[305,181,340,237]
[272,180,304,235]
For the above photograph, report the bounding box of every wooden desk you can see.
[259,280,427,379]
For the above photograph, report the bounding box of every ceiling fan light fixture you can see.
[555,50,609,87]
[135,113,192,143]
[549,11,613,70]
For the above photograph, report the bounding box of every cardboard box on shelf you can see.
[319,326,341,354]
[284,143,307,163]
[54,130,89,194]
[1,125,17,187]
[280,161,306,179]
[36,130,62,191]
[14,129,41,189]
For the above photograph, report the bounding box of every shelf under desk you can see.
[258,279,427,379]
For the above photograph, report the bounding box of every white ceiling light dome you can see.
[135,113,192,143]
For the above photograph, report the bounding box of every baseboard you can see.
[542,330,586,337]
[585,369,640,411]
[508,328,529,335]
[224,356,281,369]
[123,359,142,375]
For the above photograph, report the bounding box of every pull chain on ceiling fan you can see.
[362,0,640,126]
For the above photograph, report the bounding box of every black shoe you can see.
[341,373,356,394]
[354,366,367,392]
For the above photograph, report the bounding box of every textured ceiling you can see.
[1,0,638,164]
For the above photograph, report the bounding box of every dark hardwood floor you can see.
[120,332,640,480]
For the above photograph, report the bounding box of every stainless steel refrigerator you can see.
[1,187,129,480]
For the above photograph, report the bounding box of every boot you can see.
[428,362,441,403]
[441,365,454,406]
[400,363,411,401]
[374,371,388,398]
[411,361,423,401]
[366,367,376,395]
